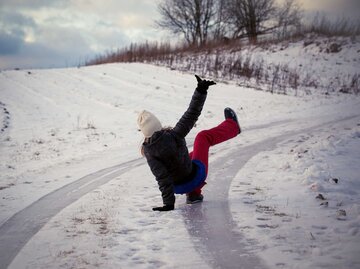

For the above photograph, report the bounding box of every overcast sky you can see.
[0,0,359,70]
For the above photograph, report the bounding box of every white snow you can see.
[229,118,360,269]
[1,37,360,268]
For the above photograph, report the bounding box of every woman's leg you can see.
[189,118,239,195]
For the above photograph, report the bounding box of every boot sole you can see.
[224,107,241,134]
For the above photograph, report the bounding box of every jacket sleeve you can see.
[145,156,175,206]
[172,89,207,138]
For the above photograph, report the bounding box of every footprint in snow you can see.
[257,224,279,229]
[257,217,271,221]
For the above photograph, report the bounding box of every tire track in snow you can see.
[0,158,144,269]
[181,115,359,269]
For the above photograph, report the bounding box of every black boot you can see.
[186,193,204,204]
[224,107,241,134]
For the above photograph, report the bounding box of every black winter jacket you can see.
[143,89,207,206]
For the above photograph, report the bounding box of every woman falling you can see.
[137,75,241,211]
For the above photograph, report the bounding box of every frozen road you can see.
[0,116,357,269]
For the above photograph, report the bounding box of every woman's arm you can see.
[172,75,215,138]
[146,157,175,209]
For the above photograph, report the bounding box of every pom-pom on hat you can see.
[137,110,162,138]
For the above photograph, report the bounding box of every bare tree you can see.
[276,0,302,38]
[212,0,230,41]
[156,0,216,45]
[225,0,276,43]
[224,0,302,43]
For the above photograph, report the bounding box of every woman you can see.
[138,75,241,211]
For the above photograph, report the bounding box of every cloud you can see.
[0,44,58,70]
[0,11,34,55]
[0,0,165,69]
[0,31,24,55]
[300,0,360,17]
[0,37,94,70]
[0,0,70,9]
[1,11,36,28]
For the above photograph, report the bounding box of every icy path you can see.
[181,115,359,269]
[0,115,356,269]
[0,158,144,269]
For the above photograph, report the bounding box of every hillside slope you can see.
[149,35,360,95]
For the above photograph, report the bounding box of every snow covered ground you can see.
[162,35,360,96]
[230,118,360,269]
[0,56,359,268]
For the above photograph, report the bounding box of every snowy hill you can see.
[152,35,360,96]
[0,60,360,268]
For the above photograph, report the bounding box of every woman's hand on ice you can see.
[195,75,216,94]
[152,204,175,211]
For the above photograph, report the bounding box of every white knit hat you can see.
[137,110,162,138]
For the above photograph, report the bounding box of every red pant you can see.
[189,119,239,195]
